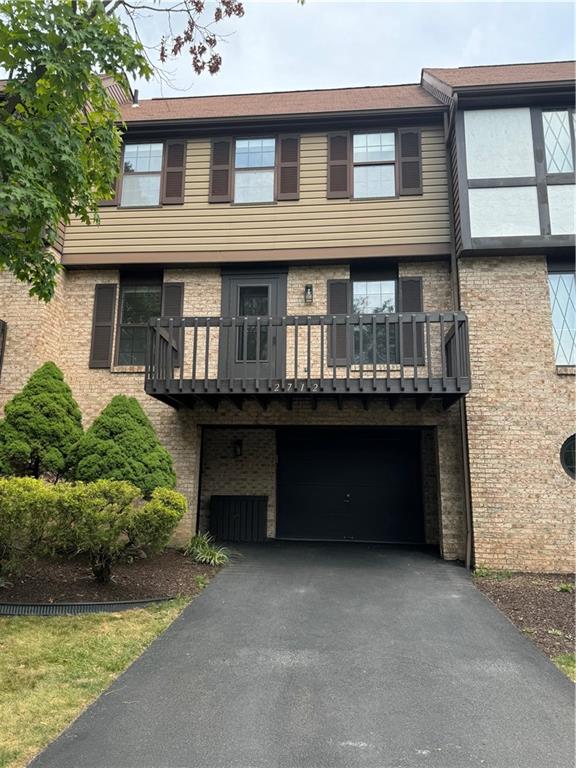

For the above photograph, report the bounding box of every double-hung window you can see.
[117,274,163,366]
[352,278,398,363]
[548,270,576,366]
[352,133,396,198]
[234,138,276,203]
[120,143,164,207]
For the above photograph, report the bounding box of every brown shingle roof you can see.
[424,61,575,89]
[120,83,440,123]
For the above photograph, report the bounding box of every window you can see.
[117,277,162,365]
[236,285,269,361]
[543,111,575,174]
[120,143,164,207]
[353,133,396,199]
[352,279,397,363]
[560,435,575,479]
[234,138,275,203]
[548,272,576,366]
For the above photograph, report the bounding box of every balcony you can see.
[144,312,470,410]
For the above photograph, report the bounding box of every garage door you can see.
[276,428,424,543]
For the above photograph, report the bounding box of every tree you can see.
[73,394,175,496]
[0,0,245,301]
[0,362,83,479]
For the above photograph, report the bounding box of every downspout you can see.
[444,107,474,570]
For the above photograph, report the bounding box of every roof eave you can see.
[120,103,447,135]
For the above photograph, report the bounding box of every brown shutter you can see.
[99,145,123,206]
[209,138,233,202]
[399,277,424,365]
[327,133,350,199]
[276,135,300,200]
[162,282,185,365]
[162,140,186,204]
[398,128,422,195]
[161,282,184,317]
[89,284,117,368]
[327,279,351,366]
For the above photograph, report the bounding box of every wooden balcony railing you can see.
[145,312,470,408]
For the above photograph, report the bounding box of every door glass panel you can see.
[236,285,269,362]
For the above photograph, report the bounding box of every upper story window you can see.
[209,136,299,203]
[120,143,164,207]
[352,133,396,199]
[543,110,575,174]
[327,129,421,200]
[117,275,163,365]
[234,138,276,203]
[548,270,576,366]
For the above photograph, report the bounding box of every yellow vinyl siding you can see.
[63,128,449,255]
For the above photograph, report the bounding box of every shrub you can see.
[54,480,186,583]
[129,488,188,553]
[0,362,83,480]
[72,395,175,497]
[185,533,229,566]
[0,477,57,577]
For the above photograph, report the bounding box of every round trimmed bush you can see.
[72,395,175,497]
[0,362,83,479]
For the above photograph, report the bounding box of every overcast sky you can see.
[129,0,575,99]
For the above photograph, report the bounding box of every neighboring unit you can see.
[0,61,574,571]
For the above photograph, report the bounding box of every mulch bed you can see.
[0,551,220,604]
[474,573,575,659]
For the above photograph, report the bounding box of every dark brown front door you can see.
[220,272,287,382]
[277,428,424,543]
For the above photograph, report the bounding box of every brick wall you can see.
[0,260,466,559]
[459,255,575,572]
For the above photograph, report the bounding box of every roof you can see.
[120,83,440,123]
[423,61,575,89]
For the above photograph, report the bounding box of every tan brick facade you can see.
[0,260,468,559]
[459,255,575,572]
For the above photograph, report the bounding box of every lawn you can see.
[0,599,189,768]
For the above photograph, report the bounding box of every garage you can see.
[276,428,424,543]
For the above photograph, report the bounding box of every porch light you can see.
[304,284,314,304]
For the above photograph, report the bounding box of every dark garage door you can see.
[277,428,424,543]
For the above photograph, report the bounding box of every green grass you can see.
[553,653,576,681]
[555,582,575,594]
[0,599,189,768]
[473,565,513,581]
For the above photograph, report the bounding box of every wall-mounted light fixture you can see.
[233,438,243,458]
[304,284,314,305]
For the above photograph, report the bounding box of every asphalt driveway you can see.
[31,543,575,768]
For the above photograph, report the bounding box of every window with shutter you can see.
[162,141,186,204]
[234,138,276,203]
[117,273,163,366]
[398,129,422,195]
[120,143,164,206]
[352,132,396,199]
[209,139,233,202]
[89,285,117,368]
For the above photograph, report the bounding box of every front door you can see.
[220,272,287,382]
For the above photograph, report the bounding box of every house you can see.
[0,61,573,571]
